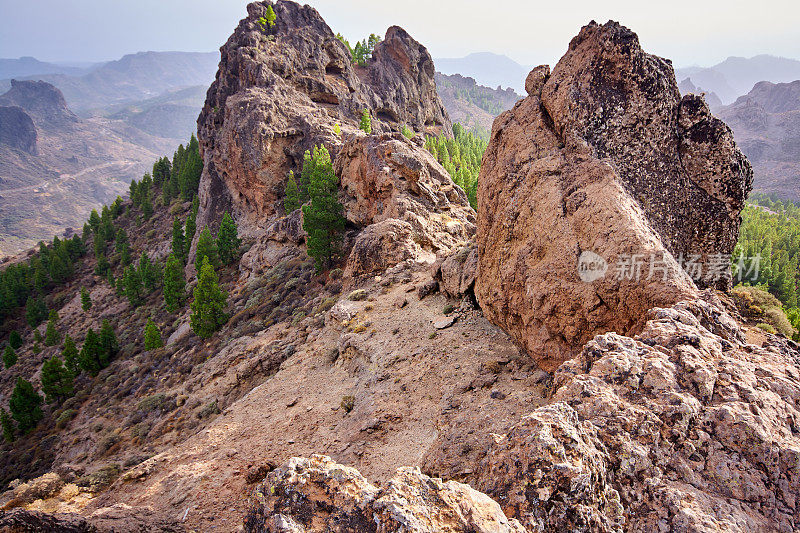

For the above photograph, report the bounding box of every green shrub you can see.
[348,289,367,301]
[340,395,355,413]
[56,409,77,429]
[756,322,777,334]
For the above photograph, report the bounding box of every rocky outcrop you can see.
[0,106,37,154]
[0,79,77,130]
[435,244,478,298]
[195,0,451,236]
[245,454,525,532]
[0,505,184,532]
[476,21,752,370]
[477,297,800,532]
[337,133,475,277]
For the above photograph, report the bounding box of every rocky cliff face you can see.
[0,106,37,154]
[0,79,78,130]
[336,133,475,277]
[476,21,752,370]
[195,0,451,236]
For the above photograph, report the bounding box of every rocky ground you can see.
[1,2,799,533]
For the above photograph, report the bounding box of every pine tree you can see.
[106,268,116,288]
[25,296,47,328]
[88,209,101,234]
[144,319,164,350]
[172,217,186,263]
[333,123,341,137]
[62,334,79,376]
[360,109,371,133]
[123,265,142,307]
[190,257,228,338]
[217,212,241,264]
[301,145,346,271]
[0,408,14,442]
[265,4,276,27]
[284,171,301,213]
[139,252,158,291]
[8,330,22,350]
[98,319,119,368]
[163,254,186,312]
[79,328,102,376]
[141,193,154,219]
[95,254,111,277]
[9,377,43,433]
[41,356,74,404]
[3,344,17,368]
[81,287,92,311]
[44,310,61,346]
[195,228,220,270]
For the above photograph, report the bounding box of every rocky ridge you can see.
[195,0,452,238]
[2,7,799,533]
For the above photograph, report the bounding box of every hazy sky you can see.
[1,0,798,68]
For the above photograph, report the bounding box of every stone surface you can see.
[476,20,752,370]
[245,454,525,532]
[195,0,451,237]
[436,244,478,298]
[337,133,476,276]
[0,106,37,154]
[478,297,800,533]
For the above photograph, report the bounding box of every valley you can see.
[0,1,798,532]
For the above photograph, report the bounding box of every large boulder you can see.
[476,21,752,370]
[337,133,476,277]
[195,0,451,237]
[477,298,800,532]
[244,454,525,532]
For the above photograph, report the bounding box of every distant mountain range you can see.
[435,52,530,94]
[0,56,96,79]
[0,51,219,256]
[0,51,217,112]
[676,55,800,104]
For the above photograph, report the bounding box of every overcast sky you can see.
[1,0,798,68]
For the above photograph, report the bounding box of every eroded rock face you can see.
[245,454,525,532]
[0,106,37,155]
[0,79,77,130]
[476,21,752,370]
[337,133,476,277]
[196,0,451,236]
[477,297,800,532]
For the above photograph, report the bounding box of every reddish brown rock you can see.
[476,21,751,370]
[478,297,800,532]
[195,0,451,237]
[337,133,476,277]
[245,454,525,532]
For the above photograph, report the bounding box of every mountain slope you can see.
[0,80,179,255]
[717,80,800,200]
[435,52,529,94]
[435,72,521,132]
